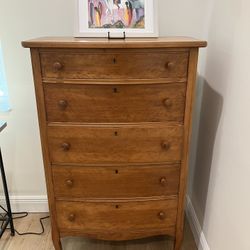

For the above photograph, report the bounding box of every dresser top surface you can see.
[22,36,207,49]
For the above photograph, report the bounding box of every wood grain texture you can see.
[0,213,197,250]
[23,37,206,250]
[30,49,62,250]
[40,50,188,80]
[56,198,178,241]
[174,49,199,250]
[44,83,186,123]
[52,164,180,199]
[22,36,207,49]
[47,124,184,164]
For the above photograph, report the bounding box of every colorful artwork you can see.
[76,0,157,37]
[88,0,145,29]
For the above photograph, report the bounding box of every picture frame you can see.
[74,0,158,38]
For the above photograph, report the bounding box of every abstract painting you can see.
[88,0,145,29]
[75,0,158,37]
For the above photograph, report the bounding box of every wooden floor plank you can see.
[0,213,196,250]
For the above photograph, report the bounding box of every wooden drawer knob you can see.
[158,211,166,220]
[165,62,174,69]
[68,213,75,222]
[53,62,63,71]
[66,179,73,187]
[160,177,167,186]
[163,98,172,108]
[61,142,70,151]
[58,100,68,109]
[161,142,171,151]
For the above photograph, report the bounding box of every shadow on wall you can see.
[190,75,223,226]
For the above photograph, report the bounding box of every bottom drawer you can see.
[56,198,178,240]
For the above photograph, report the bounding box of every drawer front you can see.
[47,124,183,164]
[56,198,178,240]
[40,50,189,80]
[53,164,180,199]
[44,83,186,123]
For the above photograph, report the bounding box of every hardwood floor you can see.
[0,213,197,250]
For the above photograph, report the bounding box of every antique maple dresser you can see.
[22,37,206,250]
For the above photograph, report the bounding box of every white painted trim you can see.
[185,196,210,250]
[0,195,49,213]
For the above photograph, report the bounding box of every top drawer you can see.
[40,49,189,80]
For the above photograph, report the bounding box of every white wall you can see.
[0,0,74,197]
[189,0,250,249]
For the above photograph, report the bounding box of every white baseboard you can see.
[0,195,49,213]
[186,196,210,250]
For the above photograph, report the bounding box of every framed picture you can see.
[75,0,158,38]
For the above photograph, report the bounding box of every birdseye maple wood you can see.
[47,124,184,164]
[52,164,180,199]
[44,83,186,123]
[56,198,178,241]
[22,37,206,250]
[40,49,189,80]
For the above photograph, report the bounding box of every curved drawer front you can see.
[40,50,189,80]
[44,83,186,123]
[56,198,178,240]
[52,164,180,199]
[47,124,183,164]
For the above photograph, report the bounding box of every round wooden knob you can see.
[66,179,73,187]
[53,62,63,71]
[165,62,174,69]
[58,100,68,109]
[161,142,171,151]
[160,177,167,186]
[163,98,172,108]
[68,213,75,222]
[61,142,70,151]
[158,211,166,220]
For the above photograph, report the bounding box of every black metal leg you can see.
[0,147,15,236]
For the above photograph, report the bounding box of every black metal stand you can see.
[0,146,15,237]
[108,31,126,40]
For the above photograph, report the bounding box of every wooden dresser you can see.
[22,37,206,250]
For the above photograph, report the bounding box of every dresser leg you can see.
[52,228,62,250]
[174,236,182,250]
[52,236,62,250]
